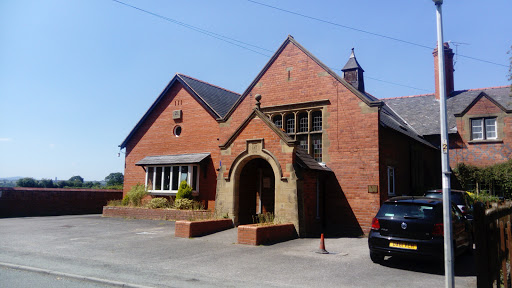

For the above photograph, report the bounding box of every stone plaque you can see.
[368,185,378,193]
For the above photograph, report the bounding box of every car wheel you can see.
[370,251,384,263]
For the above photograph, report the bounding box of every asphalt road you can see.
[0,215,477,288]
[0,266,114,288]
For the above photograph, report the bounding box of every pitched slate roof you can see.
[383,86,511,136]
[136,153,210,166]
[380,104,436,148]
[120,74,241,148]
[177,74,241,118]
[295,147,332,172]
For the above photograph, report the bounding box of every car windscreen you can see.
[424,192,464,205]
[376,202,441,220]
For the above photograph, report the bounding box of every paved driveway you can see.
[0,215,476,287]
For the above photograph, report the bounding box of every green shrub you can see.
[121,195,130,206]
[145,197,170,209]
[124,183,147,207]
[176,181,193,200]
[174,198,194,210]
[468,191,500,203]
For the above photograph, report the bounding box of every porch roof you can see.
[135,153,210,166]
[295,148,332,172]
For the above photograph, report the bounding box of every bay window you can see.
[145,164,199,194]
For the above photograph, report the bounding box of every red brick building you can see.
[120,36,444,236]
[384,43,512,170]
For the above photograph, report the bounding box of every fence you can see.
[475,200,512,288]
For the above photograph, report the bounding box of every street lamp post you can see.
[432,1,454,287]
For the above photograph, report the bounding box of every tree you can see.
[105,172,124,187]
[16,177,38,187]
[68,175,84,188]
[39,179,55,188]
[69,175,84,183]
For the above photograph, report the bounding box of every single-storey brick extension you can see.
[120,36,511,236]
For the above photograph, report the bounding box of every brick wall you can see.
[175,219,233,238]
[102,206,213,221]
[237,223,297,245]
[0,187,122,217]
[124,82,221,209]
[379,127,441,200]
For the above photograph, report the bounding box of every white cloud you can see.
[0,138,12,142]
[49,143,55,149]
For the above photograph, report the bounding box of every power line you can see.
[247,0,433,50]
[111,0,430,92]
[112,0,273,57]
[247,0,509,68]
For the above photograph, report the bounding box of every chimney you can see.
[342,48,365,93]
[433,42,454,100]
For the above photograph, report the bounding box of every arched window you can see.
[298,112,308,133]
[312,111,322,131]
[285,114,295,134]
[273,115,283,129]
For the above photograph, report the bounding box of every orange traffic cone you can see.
[316,233,329,254]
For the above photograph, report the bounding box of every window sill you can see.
[468,139,503,144]
[148,191,199,197]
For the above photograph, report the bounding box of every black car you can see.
[368,196,472,263]
[424,189,474,217]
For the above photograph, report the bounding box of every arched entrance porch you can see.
[237,158,275,225]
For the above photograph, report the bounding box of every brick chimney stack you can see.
[433,42,455,100]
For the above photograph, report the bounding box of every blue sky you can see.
[1,0,510,181]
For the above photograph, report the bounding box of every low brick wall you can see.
[102,206,213,221]
[0,187,123,217]
[175,219,234,238]
[238,223,298,245]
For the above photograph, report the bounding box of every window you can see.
[298,135,308,151]
[312,111,322,131]
[471,117,497,140]
[387,167,395,196]
[273,115,282,129]
[312,134,322,162]
[269,110,323,162]
[285,114,295,134]
[145,164,199,194]
[173,125,182,137]
[298,112,308,133]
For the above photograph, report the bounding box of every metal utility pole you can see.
[432,1,454,287]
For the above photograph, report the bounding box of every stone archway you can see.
[216,138,300,233]
[237,158,275,225]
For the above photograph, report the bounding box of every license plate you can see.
[389,241,417,250]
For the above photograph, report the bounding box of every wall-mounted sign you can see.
[368,185,378,193]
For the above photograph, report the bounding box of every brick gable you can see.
[124,82,220,208]
[451,95,512,167]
